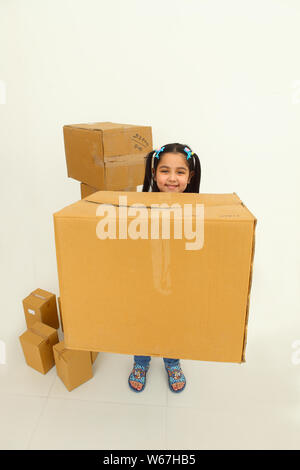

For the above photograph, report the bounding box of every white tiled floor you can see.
[1,324,300,450]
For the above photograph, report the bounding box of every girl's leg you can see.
[163,358,179,367]
[163,358,186,392]
[134,355,151,367]
[128,356,151,392]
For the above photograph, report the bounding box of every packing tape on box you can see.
[84,200,175,210]
[55,347,69,364]
[103,154,147,166]
[151,239,172,296]
[32,293,47,300]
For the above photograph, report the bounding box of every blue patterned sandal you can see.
[128,363,149,393]
[165,363,186,393]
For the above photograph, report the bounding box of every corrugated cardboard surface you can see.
[53,192,256,363]
[63,122,152,189]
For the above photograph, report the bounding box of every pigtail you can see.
[142,150,156,192]
[187,152,201,193]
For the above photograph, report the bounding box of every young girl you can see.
[128,143,201,393]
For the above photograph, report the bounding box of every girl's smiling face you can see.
[153,152,194,193]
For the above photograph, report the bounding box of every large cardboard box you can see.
[53,191,256,363]
[19,321,59,374]
[23,288,59,329]
[63,122,152,190]
[53,341,93,391]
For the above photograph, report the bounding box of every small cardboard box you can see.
[80,182,137,199]
[23,288,59,329]
[63,122,152,190]
[53,191,256,363]
[19,321,59,374]
[53,341,93,391]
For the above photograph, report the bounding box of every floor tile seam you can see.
[25,396,49,450]
[0,390,297,408]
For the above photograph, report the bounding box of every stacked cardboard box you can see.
[63,122,152,197]
[19,289,98,390]
[20,121,153,389]
[19,321,59,374]
[23,288,59,329]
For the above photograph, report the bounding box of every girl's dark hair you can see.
[142,143,201,193]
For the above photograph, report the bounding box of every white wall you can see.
[1,0,300,363]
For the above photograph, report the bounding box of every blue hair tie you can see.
[154,146,165,159]
[183,146,194,160]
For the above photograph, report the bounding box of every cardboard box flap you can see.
[53,192,255,222]
[64,122,146,131]
[83,191,243,206]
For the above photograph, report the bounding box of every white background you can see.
[1,0,300,450]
